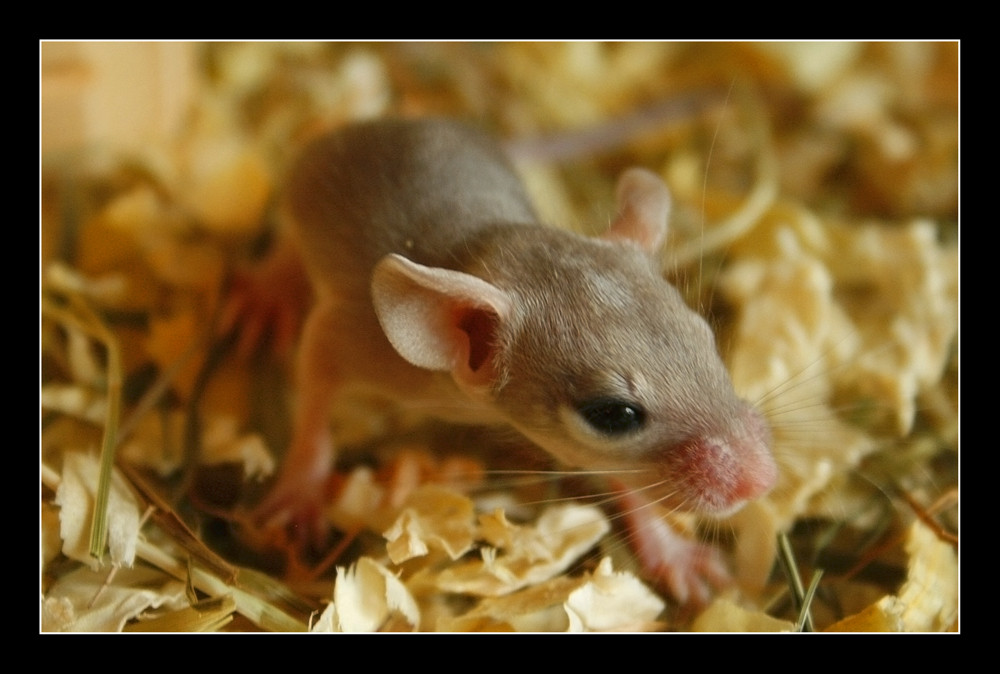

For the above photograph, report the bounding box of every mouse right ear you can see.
[371,254,512,397]
[602,167,671,254]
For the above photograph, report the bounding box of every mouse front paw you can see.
[631,516,732,608]
[615,488,731,608]
[249,468,333,550]
[247,433,337,551]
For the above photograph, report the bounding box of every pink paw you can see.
[630,512,731,607]
[250,468,332,550]
[218,242,311,359]
[615,485,732,607]
[248,432,337,550]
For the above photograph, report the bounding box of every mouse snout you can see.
[660,405,777,516]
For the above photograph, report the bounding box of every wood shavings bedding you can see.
[40,41,958,632]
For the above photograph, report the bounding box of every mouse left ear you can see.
[602,167,671,254]
[371,254,512,397]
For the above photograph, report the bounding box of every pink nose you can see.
[670,408,777,515]
[732,451,778,502]
[726,404,777,504]
[690,437,777,514]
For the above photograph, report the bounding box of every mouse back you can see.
[283,118,540,294]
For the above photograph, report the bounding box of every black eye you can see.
[576,398,646,436]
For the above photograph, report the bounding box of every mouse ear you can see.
[602,167,671,254]
[371,254,512,396]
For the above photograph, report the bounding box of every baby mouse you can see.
[236,117,777,605]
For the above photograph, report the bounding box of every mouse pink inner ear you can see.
[602,167,671,254]
[371,254,512,392]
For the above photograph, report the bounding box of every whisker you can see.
[750,337,859,410]
[483,468,647,478]
[464,467,645,495]
[755,337,902,412]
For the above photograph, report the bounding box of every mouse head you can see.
[372,168,776,517]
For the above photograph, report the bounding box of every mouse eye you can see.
[576,397,646,436]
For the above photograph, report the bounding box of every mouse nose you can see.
[676,435,776,514]
[731,450,778,502]
[724,406,777,504]
[664,406,777,515]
